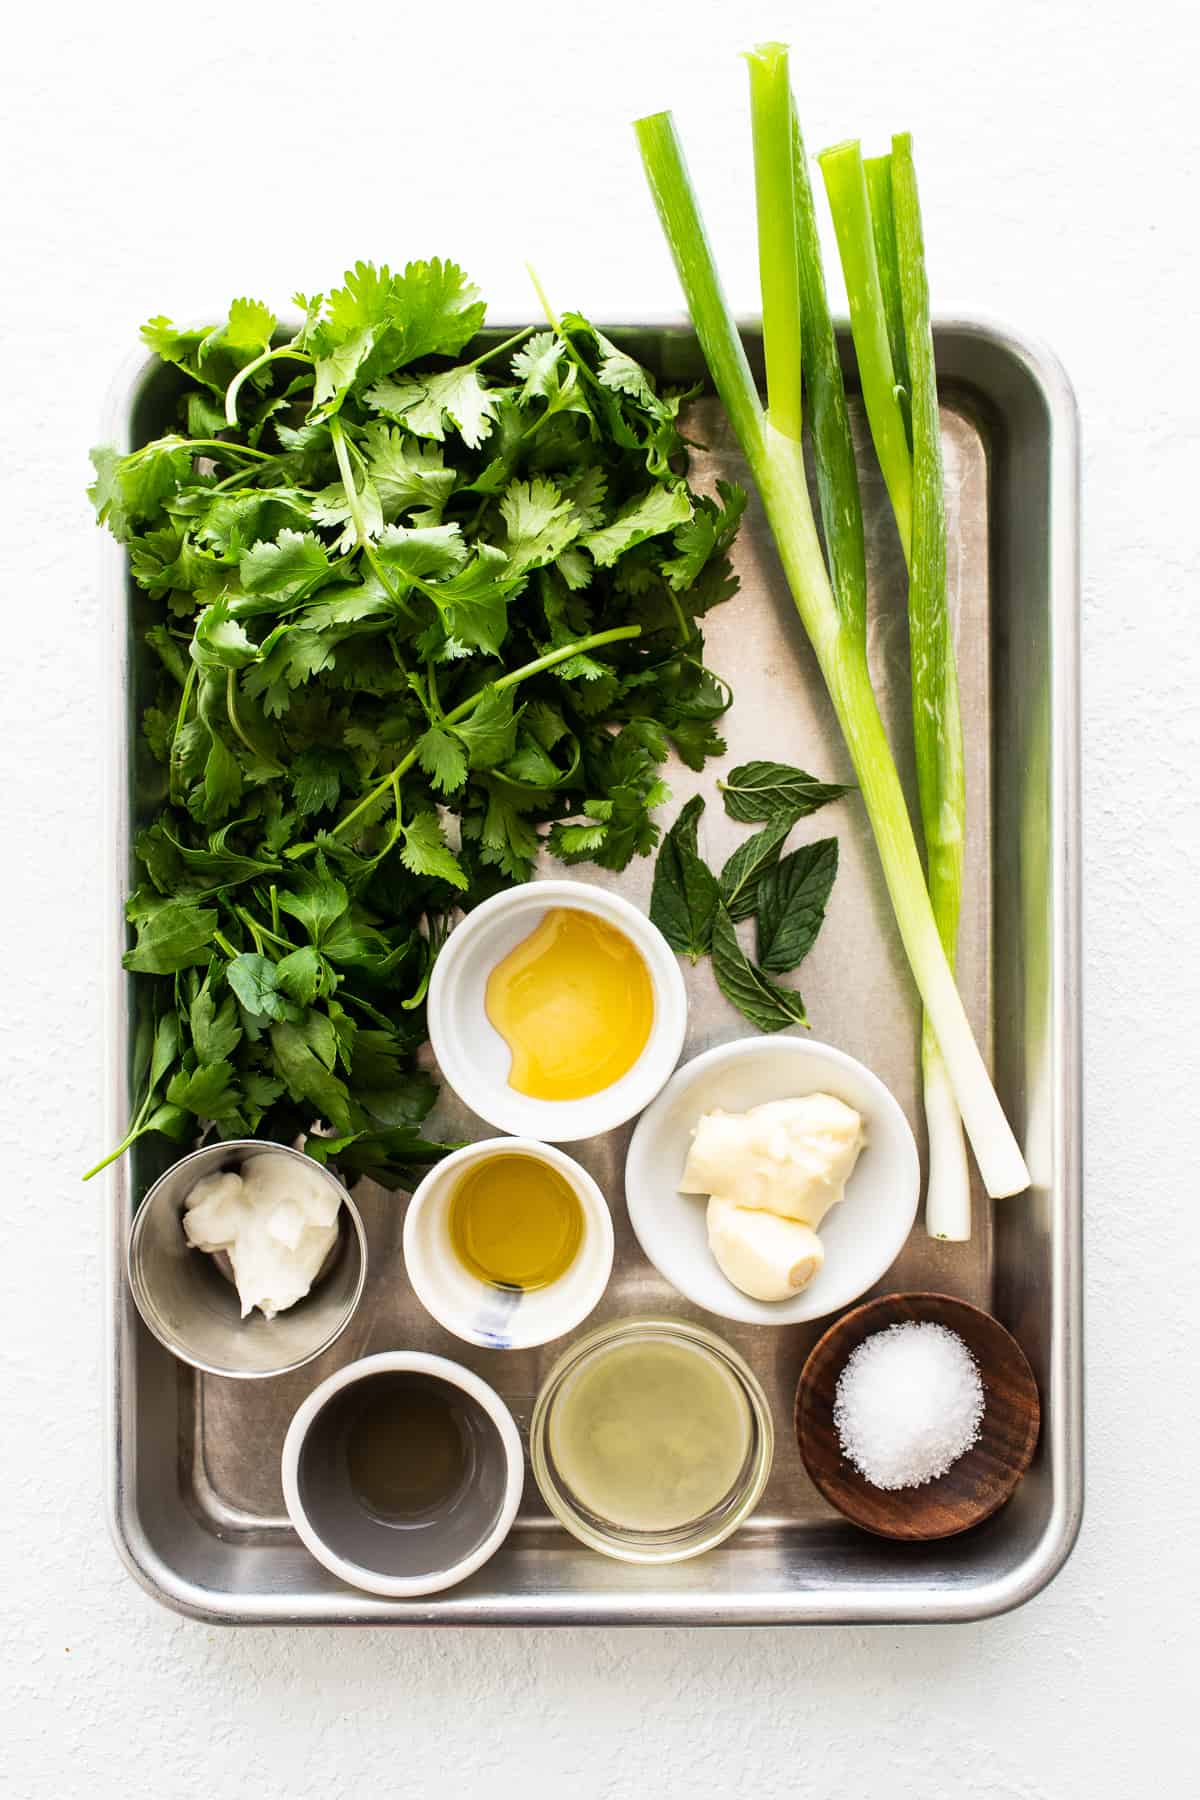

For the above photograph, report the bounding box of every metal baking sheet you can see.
[102,320,1082,1624]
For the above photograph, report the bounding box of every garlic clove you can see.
[705,1197,825,1302]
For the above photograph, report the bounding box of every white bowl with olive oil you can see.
[403,1137,614,1350]
[427,880,688,1141]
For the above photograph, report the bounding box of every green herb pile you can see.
[87,260,745,1185]
[650,761,847,1031]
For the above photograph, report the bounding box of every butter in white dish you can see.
[680,1094,865,1301]
[183,1152,341,1320]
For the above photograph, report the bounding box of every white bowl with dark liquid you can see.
[281,1351,524,1598]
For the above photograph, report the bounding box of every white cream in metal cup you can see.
[403,1137,614,1350]
[281,1351,524,1598]
[426,879,688,1142]
[126,1140,366,1379]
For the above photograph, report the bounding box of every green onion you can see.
[634,47,1028,1199]
[817,140,913,553]
[832,134,971,1238]
[863,153,912,446]
[889,132,971,1238]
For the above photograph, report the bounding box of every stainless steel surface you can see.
[102,319,1082,1624]
[126,1141,367,1379]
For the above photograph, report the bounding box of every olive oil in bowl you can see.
[485,907,654,1100]
[448,1153,583,1291]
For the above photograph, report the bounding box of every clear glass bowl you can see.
[530,1316,774,1563]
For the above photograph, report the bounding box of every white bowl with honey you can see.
[403,1138,614,1350]
[427,879,688,1141]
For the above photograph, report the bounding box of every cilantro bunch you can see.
[88,260,744,1185]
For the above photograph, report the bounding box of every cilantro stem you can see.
[328,416,415,620]
[325,624,642,846]
[168,664,197,803]
[464,326,535,371]
[83,1123,150,1182]
[225,670,282,772]
[130,434,275,466]
[235,905,292,953]
[209,454,287,493]
[213,930,238,958]
[269,884,280,935]
[225,346,314,427]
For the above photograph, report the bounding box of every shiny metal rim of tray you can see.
[101,318,1082,1626]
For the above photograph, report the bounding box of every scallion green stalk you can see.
[634,56,1029,1199]
[817,140,913,553]
[889,132,971,1238]
[863,153,912,447]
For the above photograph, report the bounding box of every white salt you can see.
[833,1321,984,1490]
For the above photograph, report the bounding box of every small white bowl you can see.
[404,1138,614,1350]
[624,1036,920,1326]
[281,1350,523,1599]
[427,880,687,1142]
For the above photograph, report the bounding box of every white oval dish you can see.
[624,1036,920,1326]
[404,1138,614,1350]
[426,880,688,1142]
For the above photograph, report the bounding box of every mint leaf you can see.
[650,795,720,962]
[719,760,852,824]
[711,904,809,1032]
[718,814,794,921]
[756,838,839,974]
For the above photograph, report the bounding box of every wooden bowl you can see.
[795,1293,1040,1541]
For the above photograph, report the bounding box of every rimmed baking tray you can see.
[102,319,1081,1624]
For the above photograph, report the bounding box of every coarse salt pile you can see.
[833,1321,985,1490]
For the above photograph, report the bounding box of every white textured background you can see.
[4,0,1198,1792]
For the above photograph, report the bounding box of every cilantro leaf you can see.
[240,530,332,602]
[499,477,580,572]
[450,685,520,768]
[367,365,497,448]
[401,812,468,889]
[582,484,693,567]
[277,854,350,944]
[416,725,469,795]
[268,1019,354,1132]
[123,897,217,974]
[189,978,243,1064]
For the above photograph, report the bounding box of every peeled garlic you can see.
[705,1197,824,1301]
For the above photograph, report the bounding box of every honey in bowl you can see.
[485,906,654,1101]
[449,1153,583,1290]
